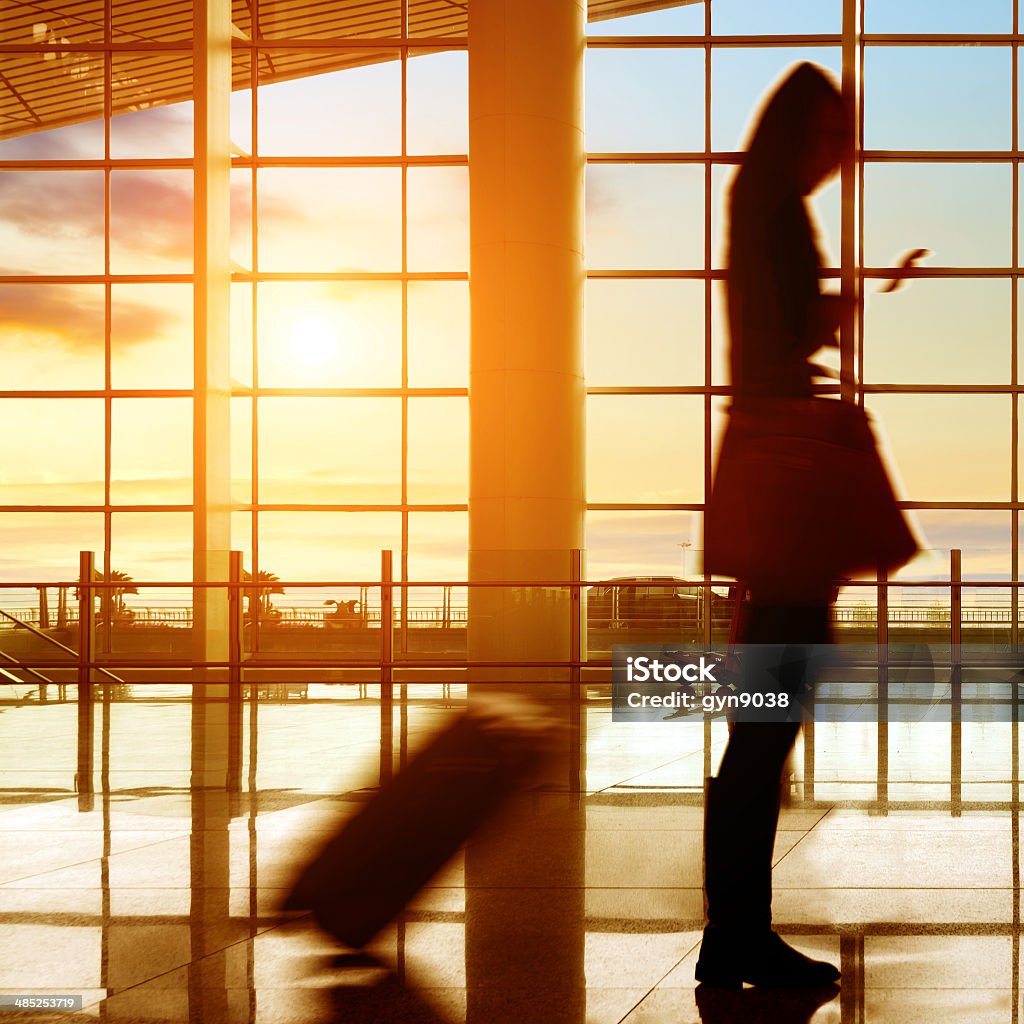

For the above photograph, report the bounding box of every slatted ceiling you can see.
[110,0,193,41]
[0,1,106,45]
[111,51,193,115]
[0,51,102,135]
[406,0,467,38]
[0,0,689,144]
[588,0,701,21]
[231,0,253,39]
[257,0,404,41]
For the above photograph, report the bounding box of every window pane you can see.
[256,512,402,581]
[0,171,104,275]
[258,168,402,272]
[232,397,252,506]
[712,49,841,151]
[257,0,401,39]
[587,5,705,35]
[712,0,841,34]
[896,511,1011,582]
[407,166,468,272]
[109,513,193,582]
[111,399,193,505]
[231,54,253,155]
[231,169,253,271]
[865,48,1011,152]
[0,119,104,161]
[408,1,466,37]
[111,285,194,390]
[111,0,191,39]
[864,0,1011,33]
[258,56,401,156]
[867,394,1010,503]
[0,53,104,160]
[0,399,104,504]
[0,513,104,582]
[4,2,106,44]
[586,395,704,503]
[864,164,1011,268]
[0,284,104,390]
[231,510,254,570]
[586,280,705,386]
[585,510,697,579]
[110,55,194,158]
[586,48,704,153]
[407,281,469,388]
[257,282,402,388]
[258,397,401,504]
[407,398,468,503]
[231,282,254,388]
[110,170,194,275]
[406,512,467,580]
[407,51,468,155]
[863,279,1009,385]
[586,164,704,270]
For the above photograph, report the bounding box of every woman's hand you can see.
[879,248,932,294]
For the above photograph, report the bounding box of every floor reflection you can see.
[695,984,841,1024]
[0,688,1021,1022]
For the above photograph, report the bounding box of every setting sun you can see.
[288,316,339,367]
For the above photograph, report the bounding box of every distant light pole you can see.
[678,542,693,579]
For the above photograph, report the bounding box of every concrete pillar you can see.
[188,13,235,1010]
[467,0,586,709]
[192,0,233,789]
[466,5,587,1020]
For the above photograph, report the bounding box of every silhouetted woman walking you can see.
[696,63,852,990]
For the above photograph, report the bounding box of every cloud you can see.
[113,295,184,348]
[0,167,191,267]
[109,171,193,263]
[0,119,102,161]
[0,283,103,349]
[0,170,104,242]
[0,283,179,351]
[109,103,192,154]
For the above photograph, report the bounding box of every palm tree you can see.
[76,568,138,620]
[107,570,138,617]
[242,569,284,617]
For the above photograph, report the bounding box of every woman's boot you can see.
[696,771,839,988]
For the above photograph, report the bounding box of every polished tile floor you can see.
[1,690,1021,1022]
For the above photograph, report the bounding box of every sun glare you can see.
[289,317,339,367]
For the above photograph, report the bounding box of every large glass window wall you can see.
[0,0,1020,797]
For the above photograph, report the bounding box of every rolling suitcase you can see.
[284,695,557,948]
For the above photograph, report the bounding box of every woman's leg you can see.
[696,601,838,988]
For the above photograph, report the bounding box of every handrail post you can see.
[569,549,584,793]
[951,549,962,817]
[227,551,244,792]
[380,550,394,786]
[77,551,95,811]
[877,563,888,810]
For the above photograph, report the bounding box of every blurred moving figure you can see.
[697,63,859,990]
[285,693,561,949]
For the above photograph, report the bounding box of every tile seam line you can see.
[0,831,193,888]
[48,914,299,1015]
[613,935,704,1024]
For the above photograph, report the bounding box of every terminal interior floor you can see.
[1,688,1021,1023]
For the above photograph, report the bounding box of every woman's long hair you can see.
[733,62,848,202]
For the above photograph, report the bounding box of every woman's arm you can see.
[804,292,853,354]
